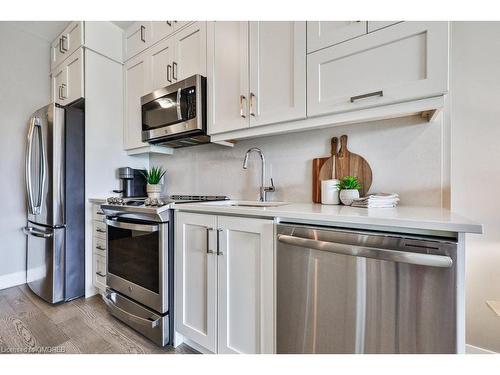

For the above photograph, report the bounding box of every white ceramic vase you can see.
[339,189,359,206]
[147,183,162,199]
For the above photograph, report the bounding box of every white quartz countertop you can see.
[173,201,483,234]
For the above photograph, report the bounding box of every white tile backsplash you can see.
[151,114,445,207]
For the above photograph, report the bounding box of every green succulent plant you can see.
[336,176,362,190]
[141,166,166,185]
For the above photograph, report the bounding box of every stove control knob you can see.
[157,199,165,206]
[144,198,151,206]
[116,198,124,205]
[151,198,158,206]
[107,197,113,204]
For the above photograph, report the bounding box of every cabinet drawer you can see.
[92,205,105,222]
[307,22,448,117]
[51,22,84,70]
[125,22,151,60]
[94,253,107,290]
[307,21,367,53]
[93,237,107,255]
[93,221,107,239]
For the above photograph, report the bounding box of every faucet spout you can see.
[242,148,274,202]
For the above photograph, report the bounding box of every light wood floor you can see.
[0,285,196,354]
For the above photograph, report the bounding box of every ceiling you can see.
[7,21,134,43]
[9,21,70,42]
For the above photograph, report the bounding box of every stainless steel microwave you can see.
[141,74,208,148]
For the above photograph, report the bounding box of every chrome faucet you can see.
[242,147,275,202]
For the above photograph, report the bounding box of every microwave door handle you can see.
[176,88,182,121]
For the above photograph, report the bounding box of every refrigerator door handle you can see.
[34,117,46,215]
[23,226,53,238]
[25,117,36,214]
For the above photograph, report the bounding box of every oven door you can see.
[106,218,168,314]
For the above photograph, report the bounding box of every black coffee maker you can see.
[113,167,147,198]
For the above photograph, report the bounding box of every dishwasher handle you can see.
[277,234,453,268]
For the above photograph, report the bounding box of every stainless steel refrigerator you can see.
[23,103,85,304]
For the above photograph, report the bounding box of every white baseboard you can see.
[0,270,26,290]
[466,344,497,354]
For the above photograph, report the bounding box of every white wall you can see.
[450,22,500,353]
[0,23,51,289]
[151,114,447,207]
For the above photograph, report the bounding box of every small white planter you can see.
[339,189,359,206]
[147,184,162,199]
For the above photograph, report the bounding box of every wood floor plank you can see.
[0,286,197,354]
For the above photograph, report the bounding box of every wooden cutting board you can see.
[334,134,372,197]
[312,137,338,203]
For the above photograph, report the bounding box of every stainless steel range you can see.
[101,195,228,346]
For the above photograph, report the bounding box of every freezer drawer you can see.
[24,223,65,304]
[276,223,458,354]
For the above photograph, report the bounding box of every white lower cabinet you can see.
[91,204,107,293]
[175,211,274,354]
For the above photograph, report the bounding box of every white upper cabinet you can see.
[150,21,176,44]
[149,36,175,90]
[208,21,306,135]
[125,22,151,61]
[249,21,306,127]
[175,212,218,353]
[307,21,367,53]
[124,53,151,150]
[51,47,84,106]
[307,22,449,117]
[50,22,84,70]
[208,21,249,134]
[172,22,207,81]
[217,215,274,354]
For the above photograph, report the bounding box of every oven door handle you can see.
[105,219,159,232]
[103,291,160,329]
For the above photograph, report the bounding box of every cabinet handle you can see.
[239,95,247,118]
[96,211,104,215]
[140,25,146,42]
[206,227,214,254]
[172,61,178,80]
[58,85,63,100]
[166,64,172,83]
[61,83,67,99]
[350,90,383,103]
[249,92,256,117]
[58,38,63,53]
[60,35,68,52]
[216,229,223,256]
[96,271,106,277]
[166,21,172,26]
[96,228,106,233]
[96,245,106,251]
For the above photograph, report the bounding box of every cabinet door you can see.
[249,21,306,127]
[172,22,207,81]
[307,22,449,117]
[307,21,367,53]
[50,21,83,70]
[125,22,151,61]
[149,37,175,90]
[175,212,218,353]
[51,64,66,105]
[150,21,176,44]
[124,53,151,150]
[217,216,274,354]
[64,47,84,105]
[207,21,249,135]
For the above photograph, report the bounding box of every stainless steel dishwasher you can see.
[276,223,458,354]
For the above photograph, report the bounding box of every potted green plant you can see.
[142,166,166,199]
[337,176,362,205]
